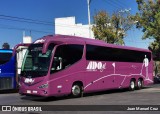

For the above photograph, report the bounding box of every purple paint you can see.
[19,35,153,97]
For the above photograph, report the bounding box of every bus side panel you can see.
[84,61,115,93]
[119,60,153,88]
[47,58,153,96]
[48,60,86,96]
[114,62,142,88]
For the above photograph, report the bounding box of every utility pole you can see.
[119,8,131,29]
[117,8,131,46]
[87,0,91,38]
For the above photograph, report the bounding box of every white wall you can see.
[23,36,32,43]
[55,17,95,39]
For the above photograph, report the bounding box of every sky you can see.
[0,0,152,49]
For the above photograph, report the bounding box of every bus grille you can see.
[0,77,13,90]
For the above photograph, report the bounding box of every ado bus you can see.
[19,35,153,97]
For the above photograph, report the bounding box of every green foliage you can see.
[135,0,160,60]
[92,11,116,43]
[92,10,134,45]
[2,42,10,49]
[148,41,160,60]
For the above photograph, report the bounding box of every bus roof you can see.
[0,49,13,53]
[34,35,151,53]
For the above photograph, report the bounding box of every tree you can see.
[92,10,134,45]
[135,0,160,60]
[2,43,10,49]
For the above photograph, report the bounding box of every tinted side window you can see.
[0,52,12,65]
[86,44,151,62]
[86,45,110,61]
[51,44,84,73]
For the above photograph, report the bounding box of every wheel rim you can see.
[130,81,135,89]
[72,85,81,96]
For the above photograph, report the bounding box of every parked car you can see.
[154,74,160,83]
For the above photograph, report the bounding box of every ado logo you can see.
[86,61,106,72]
[24,78,35,83]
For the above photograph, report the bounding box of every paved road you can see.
[0,84,160,114]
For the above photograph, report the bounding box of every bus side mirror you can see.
[57,57,62,70]
[51,57,62,71]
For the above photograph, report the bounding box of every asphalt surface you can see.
[0,84,160,114]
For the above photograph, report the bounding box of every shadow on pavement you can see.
[20,88,140,102]
[0,89,18,94]
[20,84,158,102]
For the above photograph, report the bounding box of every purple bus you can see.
[19,35,153,97]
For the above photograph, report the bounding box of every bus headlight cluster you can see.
[39,83,48,89]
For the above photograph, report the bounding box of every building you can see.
[16,36,32,76]
[55,17,95,39]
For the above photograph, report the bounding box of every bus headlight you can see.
[39,83,48,89]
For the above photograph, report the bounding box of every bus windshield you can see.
[21,44,55,78]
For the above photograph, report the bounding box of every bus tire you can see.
[71,83,83,98]
[137,79,143,90]
[129,79,135,91]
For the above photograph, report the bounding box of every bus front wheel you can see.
[71,83,83,97]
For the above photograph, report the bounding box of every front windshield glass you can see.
[0,50,12,65]
[21,44,54,78]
